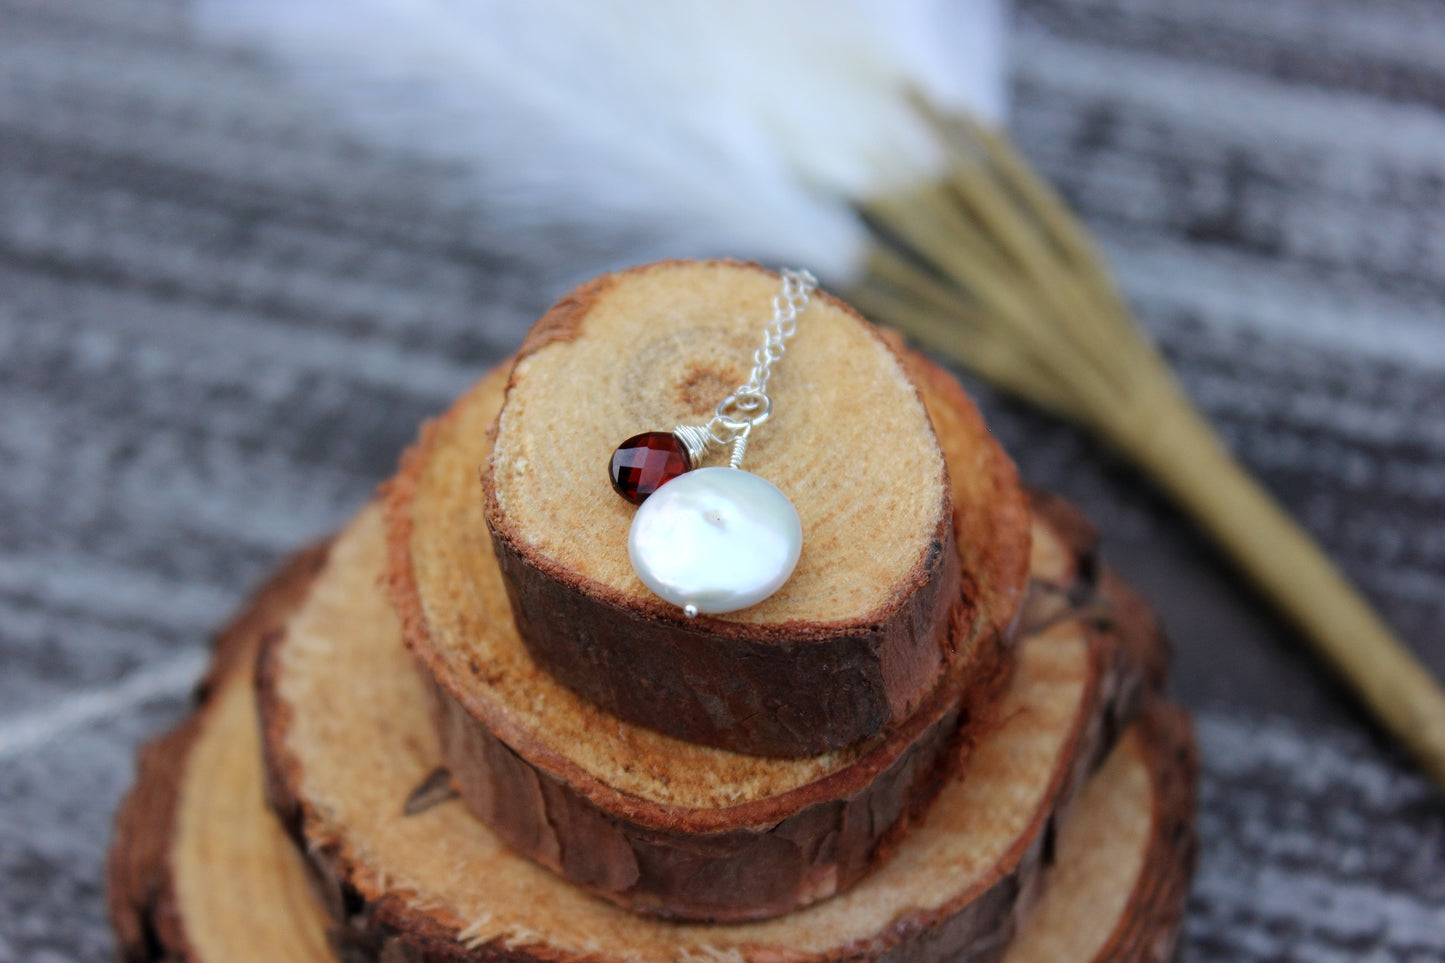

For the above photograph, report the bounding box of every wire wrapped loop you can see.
[728,430,750,470]
[671,424,713,469]
[668,268,815,472]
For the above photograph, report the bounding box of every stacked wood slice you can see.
[108,260,1198,963]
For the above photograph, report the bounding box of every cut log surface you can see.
[250,475,1165,939]
[106,543,334,963]
[272,476,1141,922]
[106,541,1196,963]
[382,351,1102,919]
[441,259,1029,756]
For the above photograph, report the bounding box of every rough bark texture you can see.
[485,516,962,758]
[252,507,1173,961]
[1091,703,1200,963]
[288,504,1016,924]
[413,494,1118,922]
[379,347,1030,919]
[1020,488,1102,633]
[449,260,1029,757]
[106,542,331,963]
[417,636,992,922]
[105,539,1194,963]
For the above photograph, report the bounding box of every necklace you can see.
[608,268,816,618]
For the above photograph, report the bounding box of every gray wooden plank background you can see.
[1,1,1442,961]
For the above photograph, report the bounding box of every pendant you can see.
[627,467,802,617]
[606,267,816,616]
[608,431,691,505]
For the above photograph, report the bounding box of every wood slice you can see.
[1007,701,1198,963]
[428,259,1030,756]
[251,474,1164,938]
[1022,489,1101,633]
[107,543,1196,963]
[107,542,332,963]
[381,353,1084,920]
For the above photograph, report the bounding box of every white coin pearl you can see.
[628,467,802,615]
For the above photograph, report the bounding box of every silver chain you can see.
[674,268,816,470]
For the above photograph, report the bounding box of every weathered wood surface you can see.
[5,0,1444,959]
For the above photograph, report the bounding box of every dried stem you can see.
[854,110,1445,790]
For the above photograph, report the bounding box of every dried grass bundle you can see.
[853,107,1445,787]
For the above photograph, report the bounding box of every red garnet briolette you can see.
[609,432,692,505]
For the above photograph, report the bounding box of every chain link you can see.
[705,268,816,445]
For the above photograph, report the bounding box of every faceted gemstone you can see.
[609,431,691,505]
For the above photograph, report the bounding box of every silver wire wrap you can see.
[672,267,816,471]
[671,423,713,469]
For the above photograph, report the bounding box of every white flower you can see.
[193,0,1007,279]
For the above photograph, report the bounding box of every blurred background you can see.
[2,1,1443,960]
